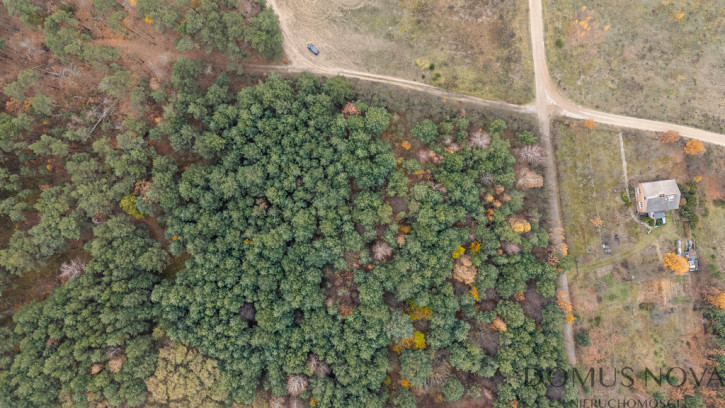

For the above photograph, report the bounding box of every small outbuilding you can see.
[635,180,681,220]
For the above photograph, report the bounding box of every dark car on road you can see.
[307,44,319,55]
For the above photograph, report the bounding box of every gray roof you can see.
[646,197,680,213]
[641,180,680,197]
[652,211,666,219]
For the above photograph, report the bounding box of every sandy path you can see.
[618,132,629,199]
[526,0,578,364]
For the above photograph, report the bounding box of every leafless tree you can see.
[269,396,287,408]
[59,258,85,283]
[514,145,546,163]
[18,38,41,59]
[431,183,447,194]
[325,297,335,308]
[445,143,461,153]
[49,64,81,85]
[418,149,441,165]
[469,130,490,149]
[417,149,430,164]
[307,354,331,378]
[502,242,521,255]
[372,241,392,262]
[425,359,452,390]
[479,173,494,186]
[239,302,256,321]
[515,167,544,189]
[288,397,304,408]
[286,375,308,396]
[105,346,124,360]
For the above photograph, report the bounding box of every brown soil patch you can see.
[637,278,674,305]
[519,279,547,323]
[469,324,500,356]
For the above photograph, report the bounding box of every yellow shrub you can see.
[451,245,466,258]
[407,302,432,321]
[510,218,531,233]
[469,285,480,302]
[120,195,146,219]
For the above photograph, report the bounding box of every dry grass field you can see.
[272,0,534,103]
[544,0,725,132]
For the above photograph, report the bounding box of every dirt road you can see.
[527,0,577,366]
[266,0,725,147]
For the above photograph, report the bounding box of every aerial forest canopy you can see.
[0,1,576,403]
[1,218,167,407]
[2,0,283,63]
[149,69,576,407]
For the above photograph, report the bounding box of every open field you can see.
[270,0,534,103]
[554,123,631,261]
[544,0,725,133]
[697,203,725,281]
[554,120,725,399]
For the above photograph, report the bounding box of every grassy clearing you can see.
[695,203,725,280]
[553,121,633,260]
[276,0,534,103]
[544,0,725,132]
[603,281,635,303]
[575,281,700,397]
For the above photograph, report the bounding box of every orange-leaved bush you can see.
[684,140,705,155]
[490,317,507,332]
[663,253,689,275]
[659,130,681,143]
[556,290,572,314]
